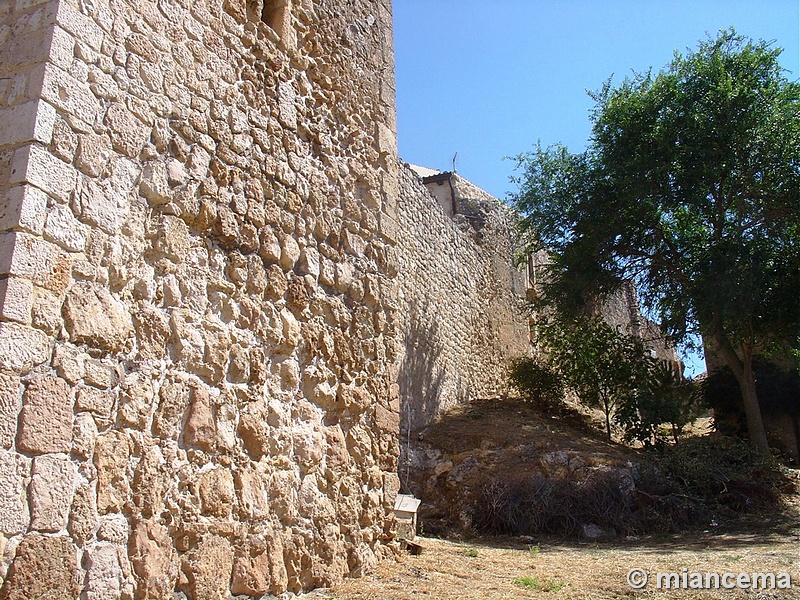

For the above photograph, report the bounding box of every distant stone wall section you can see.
[0,0,400,597]
[395,167,531,436]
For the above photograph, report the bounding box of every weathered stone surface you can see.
[118,372,155,430]
[230,534,282,596]
[197,468,235,518]
[0,374,21,449]
[73,175,131,234]
[132,444,167,518]
[279,233,300,270]
[234,468,269,520]
[261,529,289,595]
[182,383,215,451]
[63,282,133,352]
[348,542,378,578]
[374,404,399,433]
[17,375,72,455]
[104,103,149,158]
[231,546,271,596]
[68,482,98,547]
[76,132,112,177]
[29,454,76,532]
[154,215,190,259]
[0,100,55,149]
[132,306,170,360]
[237,413,269,460]
[227,343,250,383]
[0,321,50,374]
[84,358,119,389]
[44,203,87,252]
[152,375,190,440]
[52,344,86,385]
[97,514,130,545]
[31,288,62,335]
[293,422,324,472]
[83,543,126,600]
[0,185,47,236]
[9,143,76,204]
[94,430,133,514]
[0,277,33,325]
[129,520,179,600]
[0,0,414,596]
[76,386,114,418]
[325,425,350,470]
[298,246,321,278]
[169,311,231,384]
[0,451,29,535]
[183,535,234,600]
[0,232,71,293]
[0,534,79,599]
[383,472,401,508]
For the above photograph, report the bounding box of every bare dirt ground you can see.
[317,396,800,599]
[326,521,800,599]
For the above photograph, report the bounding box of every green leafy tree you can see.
[537,314,651,441]
[508,356,565,411]
[512,30,800,453]
[616,361,704,448]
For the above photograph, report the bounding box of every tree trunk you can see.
[736,352,770,455]
[603,397,612,441]
[714,331,770,454]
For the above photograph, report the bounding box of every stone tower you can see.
[0,0,401,596]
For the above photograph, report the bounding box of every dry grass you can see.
[324,525,800,599]
[327,398,800,599]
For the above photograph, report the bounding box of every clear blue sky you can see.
[393,0,800,201]
[393,1,799,376]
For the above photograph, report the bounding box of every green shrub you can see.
[616,361,706,448]
[508,356,565,411]
[633,436,786,532]
[644,436,784,508]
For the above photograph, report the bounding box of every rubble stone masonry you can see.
[396,169,530,436]
[0,0,403,597]
[0,0,532,597]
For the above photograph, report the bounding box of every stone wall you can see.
[601,282,680,366]
[395,167,531,437]
[0,0,401,597]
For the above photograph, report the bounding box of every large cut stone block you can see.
[0,322,50,374]
[0,100,56,150]
[17,375,72,454]
[0,450,30,535]
[63,282,133,353]
[9,143,76,203]
[0,374,21,449]
[29,454,76,532]
[0,533,79,599]
[0,185,47,235]
[0,231,72,293]
[0,277,33,325]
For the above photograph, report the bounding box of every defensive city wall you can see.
[0,0,531,597]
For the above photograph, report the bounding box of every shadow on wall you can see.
[397,301,471,435]
[398,301,470,489]
[399,300,446,439]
